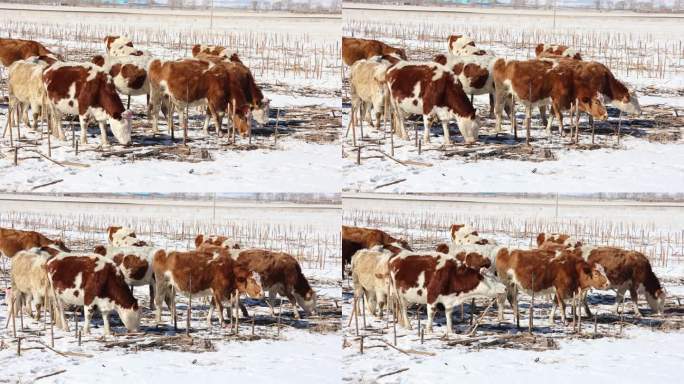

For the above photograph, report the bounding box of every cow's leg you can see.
[488,93,495,118]
[445,304,454,335]
[149,284,155,311]
[207,295,215,327]
[267,289,277,316]
[181,109,188,144]
[78,115,88,145]
[239,301,249,318]
[285,292,301,320]
[524,104,532,144]
[426,304,435,332]
[558,294,568,325]
[216,294,226,327]
[440,118,452,146]
[98,121,110,147]
[496,292,505,322]
[615,285,627,314]
[629,285,642,317]
[545,109,555,136]
[493,87,506,133]
[549,295,557,325]
[422,114,431,144]
[539,105,548,127]
[102,309,112,336]
[167,287,176,322]
[400,298,412,330]
[166,103,175,139]
[555,107,564,138]
[153,276,165,323]
[203,107,211,135]
[82,305,93,335]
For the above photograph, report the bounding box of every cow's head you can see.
[118,303,141,333]
[456,115,480,145]
[235,266,263,299]
[645,288,666,316]
[252,98,270,126]
[109,110,133,145]
[232,105,252,137]
[295,288,318,316]
[476,267,507,297]
[579,262,609,290]
[610,90,641,116]
[577,95,608,121]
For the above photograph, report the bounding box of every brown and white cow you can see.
[390,250,505,333]
[387,61,480,144]
[342,226,412,275]
[496,248,609,324]
[91,54,150,110]
[152,248,262,326]
[433,53,497,117]
[194,234,240,249]
[492,58,608,140]
[92,244,157,309]
[536,232,581,249]
[47,252,141,335]
[43,62,133,145]
[535,43,582,61]
[0,227,70,259]
[450,224,495,245]
[147,58,252,141]
[106,226,148,247]
[342,37,407,67]
[447,35,490,56]
[104,35,145,57]
[192,44,242,64]
[0,38,59,67]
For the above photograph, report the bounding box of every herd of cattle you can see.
[0,36,270,146]
[0,226,317,335]
[342,36,641,145]
[343,225,666,334]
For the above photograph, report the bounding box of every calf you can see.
[9,247,59,321]
[152,248,262,326]
[0,227,69,259]
[104,35,145,57]
[349,59,391,132]
[106,226,148,247]
[496,248,609,324]
[0,38,59,67]
[447,35,489,56]
[43,62,133,145]
[351,249,392,317]
[387,61,480,144]
[47,253,141,335]
[192,44,242,63]
[492,58,607,141]
[91,54,150,110]
[147,58,251,142]
[535,43,582,60]
[342,226,411,275]
[390,251,504,333]
[342,37,407,66]
[434,53,497,117]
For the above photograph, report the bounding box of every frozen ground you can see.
[0,195,341,383]
[342,7,684,192]
[0,6,341,193]
[342,194,684,383]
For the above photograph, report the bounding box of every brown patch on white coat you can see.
[192,44,242,64]
[446,35,489,56]
[535,44,582,61]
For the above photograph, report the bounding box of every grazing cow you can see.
[535,43,582,60]
[192,44,242,64]
[47,253,141,335]
[0,38,59,67]
[351,249,392,317]
[152,248,262,326]
[492,58,608,140]
[433,53,497,117]
[342,226,412,275]
[9,247,59,320]
[387,61,480,144]
[536,232,581,249]
[495,248,609,324]
[92,244,157,310]
[194,234,240,249]
[390,251,505,333]
[342,37,407,66]
[147,58,252,141]
[0,227,70,259]
[3,56,59,139]
[106,226,148,247]
[447,35,489,56]
[104,35,145,57]
[43,62,133,145]
[450,224,495,245]
[349,59,391,132]
[91,54,150,110]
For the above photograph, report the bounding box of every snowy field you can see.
[342,193,684,383]
[0,5,341,192]
[0,194,342,383]
[342,6,684,192]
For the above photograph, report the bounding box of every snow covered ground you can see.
[0,6,341,193]
[342,7,684,193]
[342,193,684,383]
[0,194,341,383]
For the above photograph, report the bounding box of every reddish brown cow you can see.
[47,253,140,335]
[43,62,133,145]
[192,44,242,64]
[492,58,607,141]
[147,58,252,142]
[0,227,70,258]
[152,248,262,326]
[342,37,407,66]
[342,226,412,275]
[535,43,582,60]
[387,61,480,144]
[496,248,609,324]
[0,38,59,67]
[390,251,505,333]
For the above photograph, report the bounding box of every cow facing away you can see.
[43,62,133,145]
[351,249,392,318]
[9,247,57,321]
[349,59,391,132]
[387,61,480,145]
[342,37,407,66]
[47,253,141,335]
[0,227,70,259]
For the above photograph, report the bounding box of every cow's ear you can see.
[194,234,204,248]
